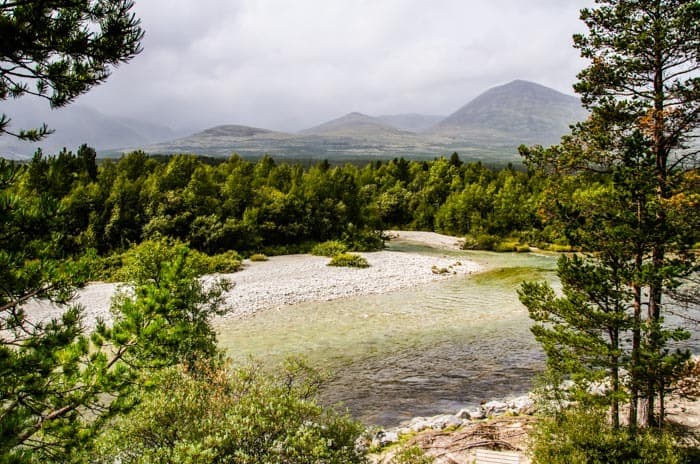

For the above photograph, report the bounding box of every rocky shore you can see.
[369,395,536,464]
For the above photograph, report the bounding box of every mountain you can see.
[300,112,413,137]
[431,80,588,146]
[376,113,445,133]
[2,80,587,162]
[0,99,175,158]
[141,124,298,158]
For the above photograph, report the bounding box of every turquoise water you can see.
[216,243,558,426]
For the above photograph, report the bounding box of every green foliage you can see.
[114,237,207,283]
[463,233,499,251]
[111,253,230,369]
[0,171,230,461]
[90,360,368,464]
[328,253,370,268]
[11,148,583,259]
[529,407,685,464]
[311,240,349,257]
[520,0,700,429]
[249,253,268,262]
[205,250,243,273]
[0,1,143,140]
[389,445,435,464]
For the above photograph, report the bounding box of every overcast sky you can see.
[79,0,594,133]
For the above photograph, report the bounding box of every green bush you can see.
[249,253,268,262]
[529,407,685,464]
[328,253,370,268]
[114,237,210,283]
[311,240,349,257]
[390,445,435,464]
[205,250,243,273]
[516,245,531,253]
[463,233,499,251]
[493,240,518,252]
[90,360,367,464]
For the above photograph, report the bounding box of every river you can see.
[216,241,558,426]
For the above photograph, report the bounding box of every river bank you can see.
[23,231,481,326]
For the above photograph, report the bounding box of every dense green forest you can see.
[9,147,564,263]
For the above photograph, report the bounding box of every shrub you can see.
[114,237,210,283]
[311,240,348,257]
[205,250,243,273]
[249,253,268,262]
[516,245,531,253]
[90,360,367,464]
[328,253,369,268]
[390,445,435,464]
[462,233,498,251]
[529,407,685,464]
[493,240,518,252]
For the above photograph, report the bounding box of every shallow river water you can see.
[216,242,559,426]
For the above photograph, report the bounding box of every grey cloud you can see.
[78,0,594,133]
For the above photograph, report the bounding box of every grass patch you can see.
[328,253,369,268]
[249,253,268,262]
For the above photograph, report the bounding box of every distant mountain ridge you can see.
[2,80,589,162]
[0,99,176,159]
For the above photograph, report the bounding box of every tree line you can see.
[10,148,563,263]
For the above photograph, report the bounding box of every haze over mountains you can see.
[1,80,588,162]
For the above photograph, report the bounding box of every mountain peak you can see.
[431,80,587,145]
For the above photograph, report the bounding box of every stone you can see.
[407,417,432,433]
[482,400,509,417]
[509,396,536,415]
[456,408,471,420]
[371,429,399,448]
[469,408,486,420]
[427,414,462,430]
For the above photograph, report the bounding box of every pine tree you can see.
[520,0,700,429]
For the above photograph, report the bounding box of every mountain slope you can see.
[376,113,445,133]
[0,99,175,158]
[300,112,413,137]
[432,80,588,145]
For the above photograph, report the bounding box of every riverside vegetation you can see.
[2,0,700,463]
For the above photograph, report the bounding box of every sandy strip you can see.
[22,232,478,325]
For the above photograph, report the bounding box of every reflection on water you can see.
[217,242,560,426]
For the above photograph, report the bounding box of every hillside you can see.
[9,80,590,162]
[376,113,445,133]
[300,112,413,137]
[432,80,588,146]
[0,100,175,159]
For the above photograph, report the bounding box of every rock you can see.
[456,408,471,420]
[482,400,509,417]
[469,408,486,420]
[407,417,432,433]
[371,430,399,448]
[508,396,536,415]
[427,414,462,430]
